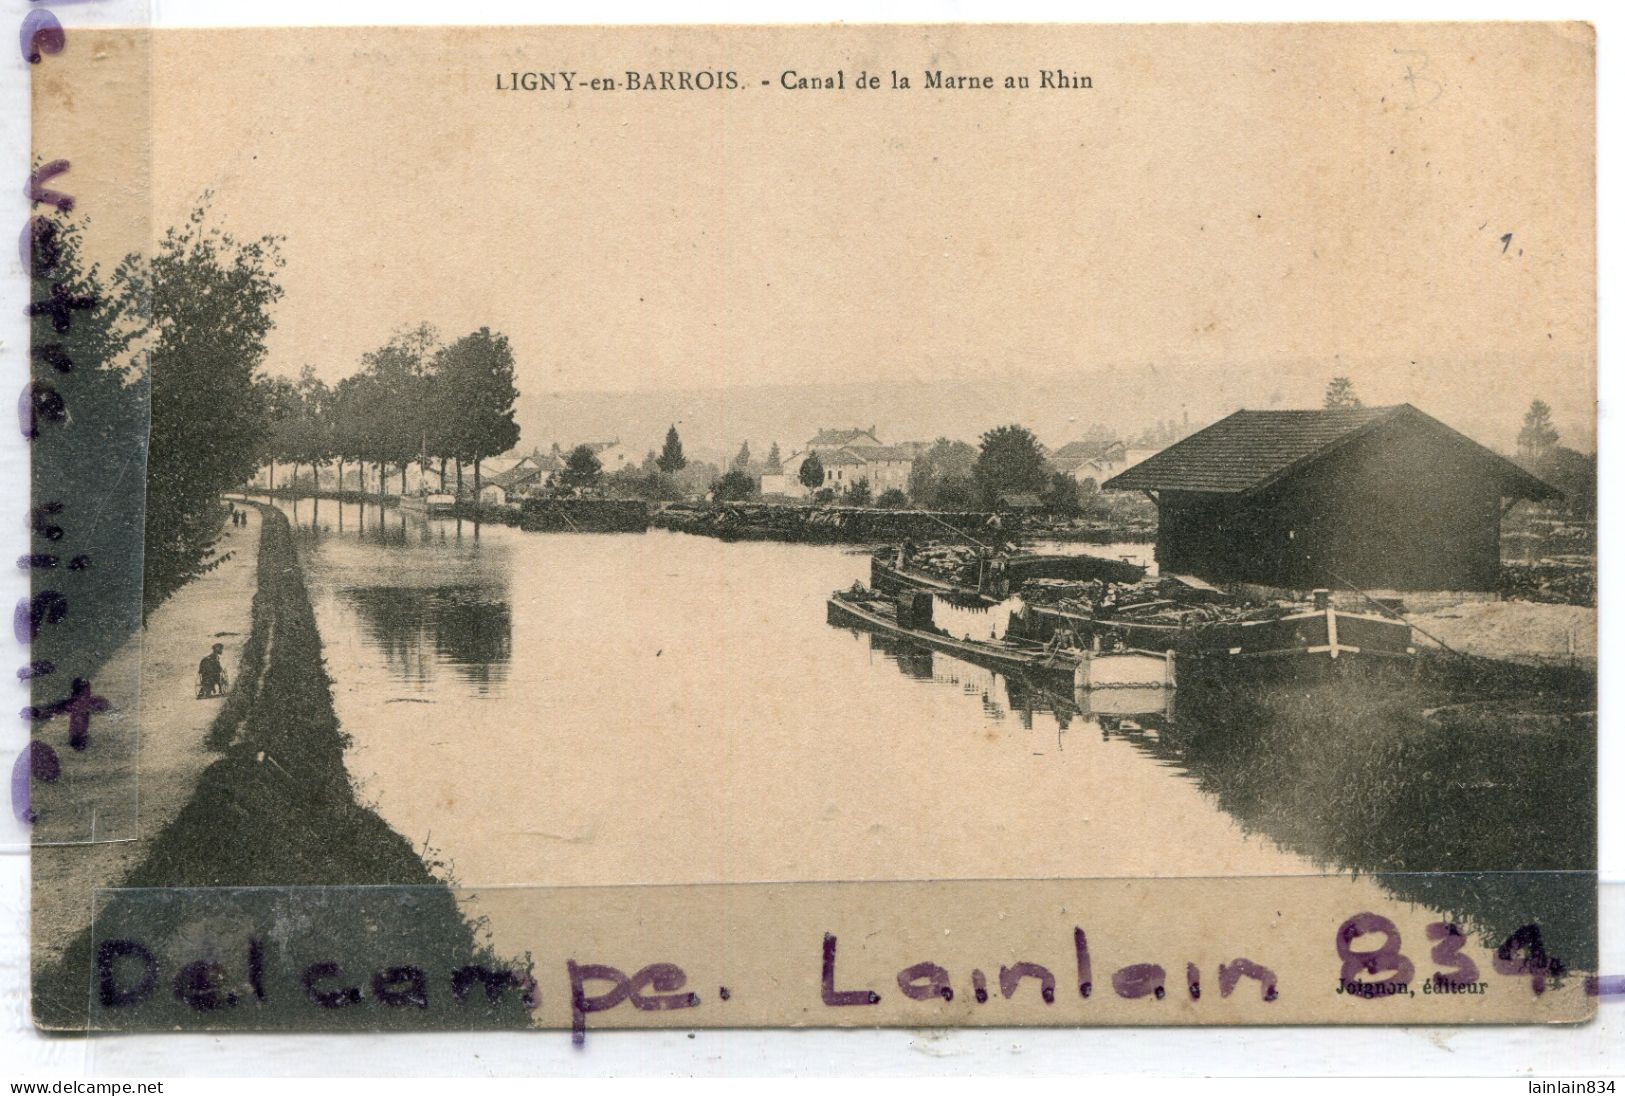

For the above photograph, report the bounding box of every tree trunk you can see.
[439,456,447,494]
[337,458,345,496]
[456,460,463,500]
[268,459,276,491]
[474,459,482,506]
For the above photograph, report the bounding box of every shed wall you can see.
[1154,422,1507,590]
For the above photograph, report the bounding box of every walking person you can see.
[196,643,228,699]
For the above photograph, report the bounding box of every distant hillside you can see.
[518,360,1593,463]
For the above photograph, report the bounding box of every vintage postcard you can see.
[22,21,1596,1033]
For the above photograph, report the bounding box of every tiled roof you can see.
[846,445,913,462]
[1053,439,1122,460]
[820,448,868,466]
[1103,404,1558,499]
[809,428,880,447]
[487,463,542,489]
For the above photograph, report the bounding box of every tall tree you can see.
[1517,399,1559,464]
[764,441,783,475]
[561,444,603,489]
[133,207,284,612]
[27,211,147,680]
[974,424,1049,508]
[358,323,438,496]
[329,373,369,495]
[907,437,977,507]
[260,374,300,491]
[1324,376,1362,409]
[284,364,334,493]
[1042,470,1082,515]
[657,424,688,473]
[435,327,520,503]
[732,441,752,472]
[798,451,825,492]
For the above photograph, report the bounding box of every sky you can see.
[37,22,1597,450]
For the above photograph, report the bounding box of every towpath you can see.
[30,504,261,972]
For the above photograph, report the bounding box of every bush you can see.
[712,468,758,502]
[876,488,909,509]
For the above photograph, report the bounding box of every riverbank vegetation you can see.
[29,207,283,700]
[1157,655,1597,972]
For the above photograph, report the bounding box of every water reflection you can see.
[836,591,1594,970]
[271,496,513,699]
[342,585,512,691]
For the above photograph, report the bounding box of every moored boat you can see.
[1011,588,1415,668]
[397,492,458,515]
[870,545,1147,607]
[827,587,1050,674]
[827,585,1177,692]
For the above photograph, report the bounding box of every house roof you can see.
[1102,404,1559,499]
[846,445,913,462]
[820,448,868,466]
[480,455,530,477]
[1053,439,1123,461]
[487,463,542,489]
[809,428,881,447]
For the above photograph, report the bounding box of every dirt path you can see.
[30,506,261,971]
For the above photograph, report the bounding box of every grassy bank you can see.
[1162,655,1596,972]
[35,506,531,1030]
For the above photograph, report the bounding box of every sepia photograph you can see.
[19,19,1599,1039]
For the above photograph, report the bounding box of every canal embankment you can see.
[34,504,527,1030]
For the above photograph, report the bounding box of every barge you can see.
[827,585,1177,692]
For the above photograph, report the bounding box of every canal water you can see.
[273,496,1318,890]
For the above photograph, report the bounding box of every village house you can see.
[576,439,636,476]
[530,444,566,479]
[477,457,544,505]
[1103,404,1559,591]
[1051,439,1165,484]
[768,427,915,498]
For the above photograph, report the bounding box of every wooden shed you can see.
[1102,404,1559,591]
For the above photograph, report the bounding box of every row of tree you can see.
[261,323,520,504]
[33,206,289,634]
